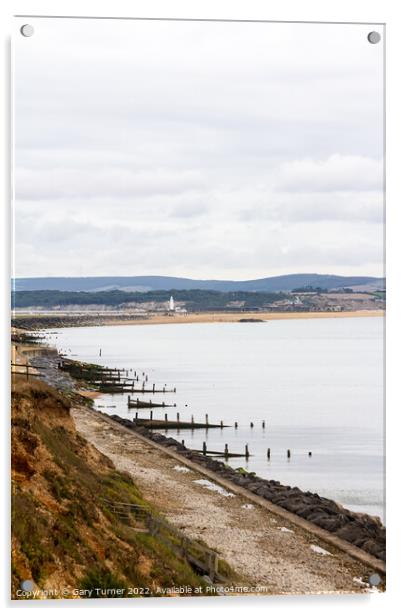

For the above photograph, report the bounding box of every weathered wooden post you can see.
[220,420,224,428]
[128,395,131,405]
[224,444,229,457]
[135,412,138,419]
[262,420,265,428]
[234,421,238,429]
[205,414,209,427]
[250,421,254,428]
[203,442,207,455]
[165,413,168,423]
[150,410,153,421]
[208,552,218,582]
[245,444,250,458]
[176,412,180,422]
[152,383,155,393]
[287,449,291,459]
[308,451,312,457]
[181,439,185,446]
[163,386,166,393]
[174,387,176,393]
[191,414,194,425]
[267,447,271,459]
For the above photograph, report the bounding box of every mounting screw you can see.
[367,31,381,44]
[20,24,34,37]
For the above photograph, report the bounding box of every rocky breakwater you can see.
[108,415,385,564]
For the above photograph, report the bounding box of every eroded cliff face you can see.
[11,377,206,600]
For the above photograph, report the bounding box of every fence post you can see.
[208,552,218,582]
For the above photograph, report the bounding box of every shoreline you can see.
[73,404,385,592]
[102,309,384,327]
[26,348,386,568]
[12,309,384,330]
[13,333,386,584]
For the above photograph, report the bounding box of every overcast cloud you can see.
[14,18,384,278]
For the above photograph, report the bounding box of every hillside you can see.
[12,289,287,310]
[13,274,385,293]
[11,377,212,599]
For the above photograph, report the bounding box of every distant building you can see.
[169,296,175,311]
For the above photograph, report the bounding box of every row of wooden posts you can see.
[177,441,312,459]
[132,405,268,430]
[101,498,223,582]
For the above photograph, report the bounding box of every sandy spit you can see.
[102,310,384,327]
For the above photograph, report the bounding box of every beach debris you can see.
[193,479,234,498]
[278,526,294,533]
[173,465,191,474]
[241,503,254,510]
[310,544,332,556]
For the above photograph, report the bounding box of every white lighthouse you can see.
[169,296,175,311]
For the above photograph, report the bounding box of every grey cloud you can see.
[13,18,384,278]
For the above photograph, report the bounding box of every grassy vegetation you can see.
[11,378,226,599]
[13,288,288,311]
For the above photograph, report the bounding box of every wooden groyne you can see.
[133,418,228,430]
[58,359,177,397]
[128,396,176,409]
[193,442,251,459]
[129,385,176,394]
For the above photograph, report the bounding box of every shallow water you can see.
[45,316,385,520]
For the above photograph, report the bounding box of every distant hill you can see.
[13,274,385,293]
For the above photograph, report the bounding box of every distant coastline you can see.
[12,309,385,331]
[101,309,385,327]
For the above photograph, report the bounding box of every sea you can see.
[45,316,385,521]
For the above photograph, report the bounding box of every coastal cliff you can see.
[11,377,213,599]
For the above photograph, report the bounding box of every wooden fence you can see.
[101,498,222,582]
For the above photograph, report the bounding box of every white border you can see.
[2,1,401,614]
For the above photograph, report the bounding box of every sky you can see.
[14,18,384,279]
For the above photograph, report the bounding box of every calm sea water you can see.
[45,317,385,520]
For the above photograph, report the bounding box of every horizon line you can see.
[12,272,385,281]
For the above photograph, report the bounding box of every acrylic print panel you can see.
[12,17,385,600]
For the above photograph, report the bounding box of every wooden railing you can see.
[101,498,222,582]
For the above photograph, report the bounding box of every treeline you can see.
[12,289,289,311]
